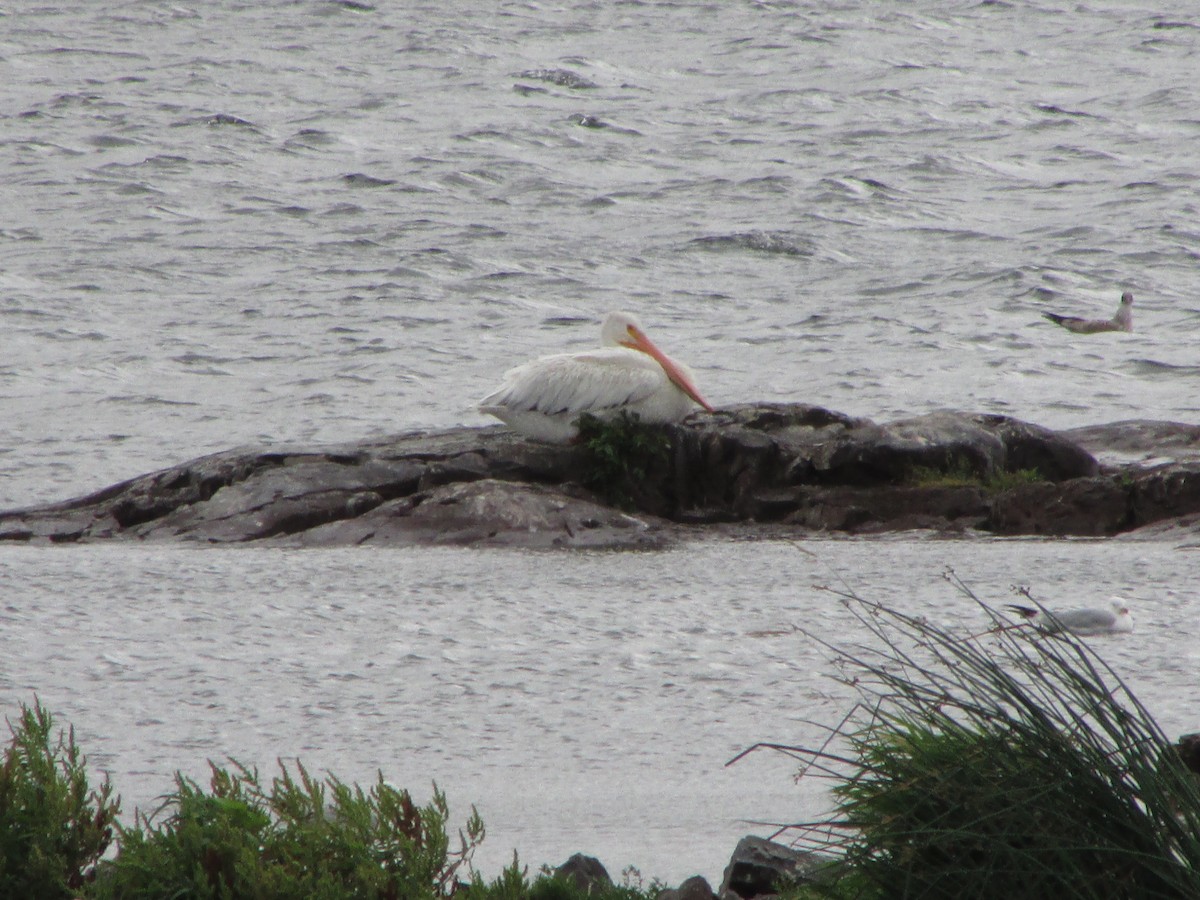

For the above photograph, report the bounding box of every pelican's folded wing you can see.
[480,349,665,416]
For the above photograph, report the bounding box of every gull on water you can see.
[1005,596,1133,636]
[1043,291,1133,333]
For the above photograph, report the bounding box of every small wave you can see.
[87,134,139,149]
[1034,103,1099,119]
[1130,359,1200,377]
[100,395,201,407]
[172,113,258,129]
[687,231,814,257]
[342,172,396,188]
[285,129,338,150]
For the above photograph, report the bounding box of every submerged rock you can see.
[2,404,1199,548]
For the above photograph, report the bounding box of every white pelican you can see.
[1043,291,1133,333]
[479,311,714,443]
[1006,596,1133,636]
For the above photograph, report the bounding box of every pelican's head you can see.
[598,310,715,413]
[600,311,647,349]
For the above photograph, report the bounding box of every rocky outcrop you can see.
[657,875,717,900]
[718,836,828,897]
[2,404,1199,548]
[554,854,614,894]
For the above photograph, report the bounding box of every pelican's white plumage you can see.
[479,311,714,443]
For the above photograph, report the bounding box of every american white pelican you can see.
[479,311,714,443]
[1043,291,1133,333]
[1006,596,1133,635]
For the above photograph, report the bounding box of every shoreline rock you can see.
[3,404,1200,548]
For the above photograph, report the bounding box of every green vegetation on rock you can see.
[575,412,671,509]
[906,458,1043,493]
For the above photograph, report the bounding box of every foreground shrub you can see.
[752,574,1200,899]
[92,760,483,900]
[0,699,119,898]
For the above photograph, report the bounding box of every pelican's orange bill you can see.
[623,325,715,413]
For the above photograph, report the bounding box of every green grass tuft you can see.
[906,458,1043,493]
[745,572,1200,899]
[575,411,671,509]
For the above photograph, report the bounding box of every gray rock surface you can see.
[2,404,1199,548]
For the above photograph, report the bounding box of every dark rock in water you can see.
[1129,462,1200,528]
[519,68,598,89]
[203,112,255,127]
[657,875,716,900]
[719,836,826,898]
[2,403,1199,547]
[569,113,609,129]
[287,478,667,549]
[974,413,1100,480]
[555,854,612,894]
[1176,733,1200,775]
[989,477,1132,536]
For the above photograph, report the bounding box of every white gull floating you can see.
[1043,291,1133,333]
[479,311,714,443]
[1006,596,1134,635]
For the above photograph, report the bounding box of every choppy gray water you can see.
[3,539,1198,883]
[2,0,1200,884]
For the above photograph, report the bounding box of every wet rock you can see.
[1130,462,1200,528]
[988,477,1132,536]
[781,483,990,533]
[281,479,668,549]
[2,404,1200,546]
[1176,733,1200,776]
[719,836,826,898]
[973,413,1100,480]
[555,854,612,894]
[657,875,716,900]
